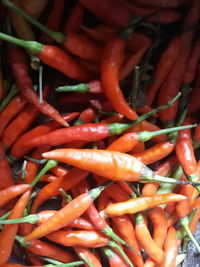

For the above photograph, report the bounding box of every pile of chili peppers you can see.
[0,0,200,266]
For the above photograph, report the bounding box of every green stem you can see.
[88,181,113,200]
[103,247,115,260]
[78,253,94,267]
[102,225,138,253]
[0,214,38,225]
[156,165,183,195]
[188,173,200,193]
[137,124,196,142]
[30,160,58,187]
[180,216,200,253]
[44,261,84,267]
[0,84,18,112]
[39,257,63,265]
[2,0,65,43]
[59,189,72,204]
[56,83,90,93]
[0,31,43,54]
[15,235,30,247]
[108,240,134,267]
[0,210,11,220]
[107,92,183,135]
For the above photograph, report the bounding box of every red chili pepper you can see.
[2,103,39,148]
[11,112,79,158]
[31,166,89,214]
[0,189,31,264]
[2,0,103,62]
[135,213,164,265]
[46,229,109,248]
[115,0,181,24]
[101,37,138,121]
[16,235,77,263]
[0,94,27,136]
[120,44,150,80]
[111,214,143,267]
[64,3,84,34]
[157,0,199,124]
[133,142,175,165]
[0,184,30,208]
[188,64,200,116]
[74,246,102,267]
[78,179,131,247]
[146,36,181,106]
[103,247,127,267]
[0,32,92,82]
[0,141,14,190]
[160,226,178,267]
[144,207,168,267]
[40,0,65,44]
[183,38,200,84]
[43,148,195,185]
[102,193,186,217]
[25,183,108,241]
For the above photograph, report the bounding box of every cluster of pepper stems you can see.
[0,0,200,266]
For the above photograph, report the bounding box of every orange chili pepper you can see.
[160,226,178,267]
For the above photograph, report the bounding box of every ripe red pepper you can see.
[101,37,138,121]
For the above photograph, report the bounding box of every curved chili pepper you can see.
[11,112,79,158]
[146,36,181,106]
[135,213,164,264]
[16,235,77,263]
[0,32,92,82]
[74,246,102,267]
[0,189,31,264]
[120,44,150,80]
[46,229,109,248]
[2,103,39,148]
[157,0,199,124]
[31,168,89,213]
[78,179,132,248]
[133,142,174,165]
[101,37,138,121]
[2,0,103,62]
[0,94,27,136]
[40,0,65,44]
[111,214,143,267]
[0,141,14,189]
[102,193,186,217]
[144,207,168,267]
[64,3,84,34]
[103,247,127,267]
[160,226,178,267]
[0,184,30,208]
[42,148,196,185]
[188,64,200,116]
[115,0,181,24]
[176,127,200,191]
[24,183,109,242]
[194,124,200,142]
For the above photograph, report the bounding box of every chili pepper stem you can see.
[188,173,200,193]
[0,32,43,54]
[108,240,133,267]
[0,214,38,225]
[39,257,63,265]
[2,0,65,43]
[89,181,113,199]
[15,235,30,247]
[30,160,58,187]
[44,261,84,267]
[56,83,90,93]
[102,225,139,253]
[0,84,18,112]
[78,253,94,267]
[180,216,200,253]
[137,123,196,142]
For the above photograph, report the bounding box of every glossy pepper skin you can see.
[101,37,138,121]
